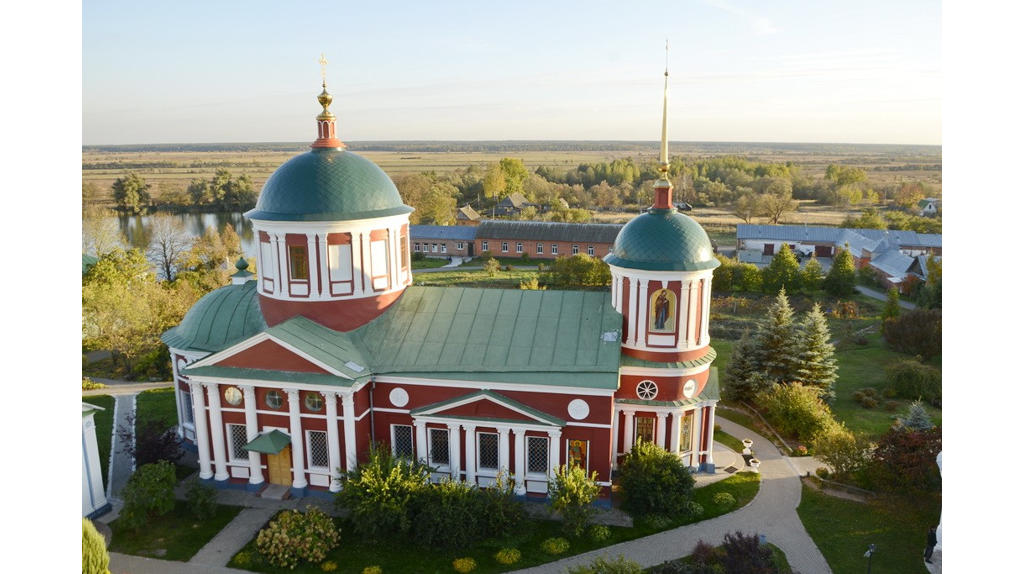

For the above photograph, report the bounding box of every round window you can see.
[224,386,243,406]
[304,393,324,412]
[636,380,659,400]
[265,390,283,409]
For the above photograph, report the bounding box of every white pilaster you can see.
[687,279,699,347]
[190,382,213,480]
[670,411,682,453]
[690,404,704,468]
[622,410,636,454]
[447,423,462,480]
[285,389,308,489]
[548,429,562,475]
[702,275,713,345]
[464,425,477,484]
[322,391,342,492]
[656,412,668,450]
[497,426,511,476]
[359,232,372,295]
[627,278,638,345]
[611,406,620,466]
[512,428,526,495]
[637,278,650,346]
[205,383,229,481]
[610,272,618,308]
[306,233,319,297]
[414,420,428,465]
[704,403,717,468]
[341,394,357,473]
[238,385,264,486]
[274,233,286,296]
[318,232,330,298]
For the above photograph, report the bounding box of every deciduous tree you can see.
[112,172,151,214]
[147,214,191,281]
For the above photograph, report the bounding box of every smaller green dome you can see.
[604,208,720,272]
[161,281,266,353]
[246,148,414,222]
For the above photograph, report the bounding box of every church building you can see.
[162,64,721,499]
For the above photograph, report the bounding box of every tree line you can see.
[106,169,257,214]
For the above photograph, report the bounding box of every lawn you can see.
[797,482,940,574]
[229,473,761,573]
[136,386,179,430]
[84,394,115,487]
[413,268,544,289]
[411,257,450,269]
[108,500,243,561]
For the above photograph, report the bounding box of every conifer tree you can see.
[761,243,800,294]
[801,254,823,293]
[797,303,838,401]
[755,288,801,384]
[881,287,901,332]
[823,245,857,296]
[723,329,772,401]
[895,400,935,432]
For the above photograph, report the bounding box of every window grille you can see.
[182,391,194,424]
[393,425,414,459]
[527,436,549,474]
[429,428,450,466]
[308,431,329,469]
[679,412,693,452]
[478,432,498,470]
[228,424,248,461]
[636,417,655,444]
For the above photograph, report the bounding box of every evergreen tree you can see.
[111,172,151,215]
[797,303,838,401]
[723,329,772,402]
[801,254,823,292]
[761,243,800,294]
[755,288,801,384]
[894,400,935,432]
[823,245,857,296]
[881,287,901,332]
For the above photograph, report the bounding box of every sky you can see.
[82,0,942,146]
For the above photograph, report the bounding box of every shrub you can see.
[795,445,808,456]
[479,250,493,261]
[504,264,514,271]
[232,551,256,567]
[882,387,898,399]
[883,308,942,360]
[644,514,671,529]
[119,460,177,531]
[82,377,107,390]
[884,400,900,411]
[494,548,522,565]
[256,506,340,569]
[868,427,942,494]
[860,396,878,409]
[184,476,218,520]
[117,413,183,467]
[690,540,719,566]
[712,492,736,509]
[756,383,838,443]
[541,537,570,555]
[565,554,643,574]
[479,469,524,539]
[82,518,109,574]
[720,531,779,573]
[452,557,477,573]
[412,479,485,549]
[362,567,383,574]
[683,501,704,519]
[851,390,865,402]
[618,440,695,518]
[321,561,338,572]
[589,525,611,542]
[884,358,942,402]
[549,464,600,537]
[336,443,430,539]
[893,400,935,432]
[813,426,872,482]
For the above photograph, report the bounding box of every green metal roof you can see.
[616,367,720,407]
[246,148,414,222]
[604,208,720,272]
[180,365,364,387]
[264,316,374,380]
[161,281,267,353]
[243,430,291,454]
[82,253,100,275]
[411,389,565,426]
[619,347,717,370]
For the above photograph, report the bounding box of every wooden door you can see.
[267,446,291,485]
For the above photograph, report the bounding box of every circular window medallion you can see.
[265,390,283,410]
[636,380,659,400]
[567,399,590,420]
[682,379,697,399]
[224,386,243,406]
[304,393,324,412]
[390,387,409,408]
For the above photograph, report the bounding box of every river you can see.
[115,211,257,258]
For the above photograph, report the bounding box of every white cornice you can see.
[376,375,617,397]
[251,213,412,234]
[608,266,714,282]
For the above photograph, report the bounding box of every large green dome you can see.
[246,148,413,222]
[161,281,266,353]
[604,208,720,272]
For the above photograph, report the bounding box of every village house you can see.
[474,220,622,260]
[410,225,477,258]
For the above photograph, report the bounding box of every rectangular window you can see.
[501,242,509,253]
[551,244,558,255]
[537,243,544,254]
[432,243,438,253]
[307,430,329,469]
[636,417,655,444]
[527,436,549,474]
[228,424,248,461]
[401,235,409,271]
[429,428,450,466]
[182,390,194,424]
[260,241,274,288]
[414,242,420,252]
[328,243,353,281]
[516,242,523,254]
[371,239,391,290]
[456,242,464,250]
[679,412,693,452]
[441,244,448,253]
[482,240,489,252]
[478,432,499,470]
[587,245,595,256]
[567,439,589,469]
[572,245,579,255]
[288,245,309,280]
[392,425,414,459]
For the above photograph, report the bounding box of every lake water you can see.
[116,211,257,258]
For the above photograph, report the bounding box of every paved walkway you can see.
[856,285,917,309]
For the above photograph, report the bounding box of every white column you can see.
[239,385,264,486]
[704,403,717,469]
[548,429,562,476]
[610,272,618,308]
[690,403,704,469]
[497,426,511,476]
[512,428,526,495]
[171,361,185,437]
[611,405,620,467]
[656,412,668,450]
[414,420,428,465]
[274,233,286,296]
[359,232,373,295]
[702,275,713,345]
[306,233,319,297]
[317,233,330,298]
[322,391,342,492]
[670,411,682,453]
[190,382,213,479]
[463,424,477,484]
[687,279,699,347]
[627,277,638,345]
[341,394,357,473]
[447,423,462,480]
[285,389,307,489]
[205,383,229,481]
[636,278,650,347]
[622,410,636,454]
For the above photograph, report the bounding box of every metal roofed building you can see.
[410,225,478,258]
[162,66,722,501]
[736,224,942,262]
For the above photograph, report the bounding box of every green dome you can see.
[604,208,720,272]
[161,281,267,353]
[246,148,413,222]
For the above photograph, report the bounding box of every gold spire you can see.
[317,52,335,120]
[659,39,669,175]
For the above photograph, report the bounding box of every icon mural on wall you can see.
[649,288,676,332]
[568,439,588,467]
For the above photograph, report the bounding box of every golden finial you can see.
[317,52,335,119]
[660,39,670,174]
[319,52,328,87]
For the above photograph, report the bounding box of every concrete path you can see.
[190,508,277,568]
[856,285,917,309]
[108,394,137,498]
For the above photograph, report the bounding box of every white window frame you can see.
[227,423,248,463]
[526,435,550,478]
[635,416,655,444]
[391,424,414,459]
[572,245,579,255]
[587,245,595,256]
[516,242,523,254]
[181,389,194,425]
[456,242,464,250]
[501,241,509,253]
[432,243,438,253]
[477,431,499,473]
[428,427,451,470]
[441,243,448,253]
[482,240,489,252]
[537,243,544,254]
[306,430,330,470]
[413,242,420,252]
[551,244,558,255]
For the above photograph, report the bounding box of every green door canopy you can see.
[243,429,292,454]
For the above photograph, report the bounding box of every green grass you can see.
[136,386,179,430]
[413,269,544,289]
[647,542,794,573]
[713,428,746,453]
[797,483,940,574]
[109,500,243,561]
[462,256,541,267]
[84,394,115,487]
[230,473,760,573]
[411,257,450,269]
